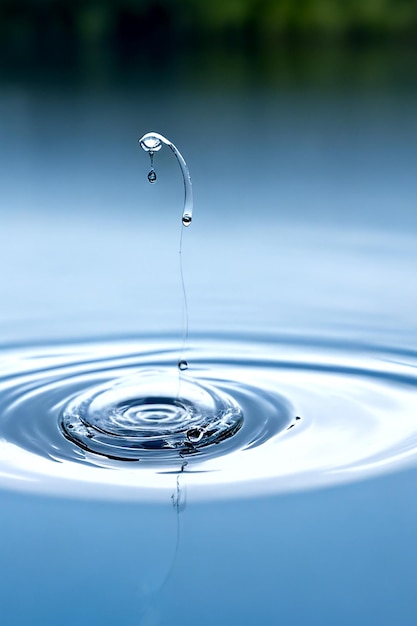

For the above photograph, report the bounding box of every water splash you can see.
[0,133,413,507]
[62,133,204,462]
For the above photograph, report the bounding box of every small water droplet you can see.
[148,169,157,183]
[182,214,192,226]
[139,135,162,152]
[68,424,74,429]
[187,427,204,444]
[296,416,301,420]
[178,360,188,371]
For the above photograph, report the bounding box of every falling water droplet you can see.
[182,214,192,227]
[148,169,157,184]
[178,360,188,371]
[187,427,204,444]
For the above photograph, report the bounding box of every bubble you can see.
[178,360,188,371]
[187,428,204,444]
[182,214,192,227]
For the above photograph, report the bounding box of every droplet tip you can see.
[139,134,163,153]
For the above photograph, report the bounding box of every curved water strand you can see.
[138,132,193,225]
[139,131,193,393]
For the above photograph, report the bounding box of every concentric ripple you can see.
[0,335,417,501]
[61,371,244,460]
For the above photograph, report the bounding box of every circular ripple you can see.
[0,335,416,501]
[61,371,244,460]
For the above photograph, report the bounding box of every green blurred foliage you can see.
[0,1,415,94]
[0,0,416,84]
[185,0,417,38]
[1,0,417,56]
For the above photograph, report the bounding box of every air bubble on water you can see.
[178,360,188,371]
[187,427,204,444]
[148,169,157,183]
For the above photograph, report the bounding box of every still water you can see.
[0,55,417,624]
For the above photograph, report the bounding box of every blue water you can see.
[0,69,417,624]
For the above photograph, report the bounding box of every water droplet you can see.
[187,428,204,444]
[182,214,192,226]
[296,416,301,420]
[178,360,188,371]
[139,135,162,152]
[148,169,157,184]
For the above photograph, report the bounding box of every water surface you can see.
[0,54,417,624]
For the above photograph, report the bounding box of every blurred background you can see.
[1,1,417,91]
[1,0,417,63]
[1,0,417,71]
[0,1,416,344]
